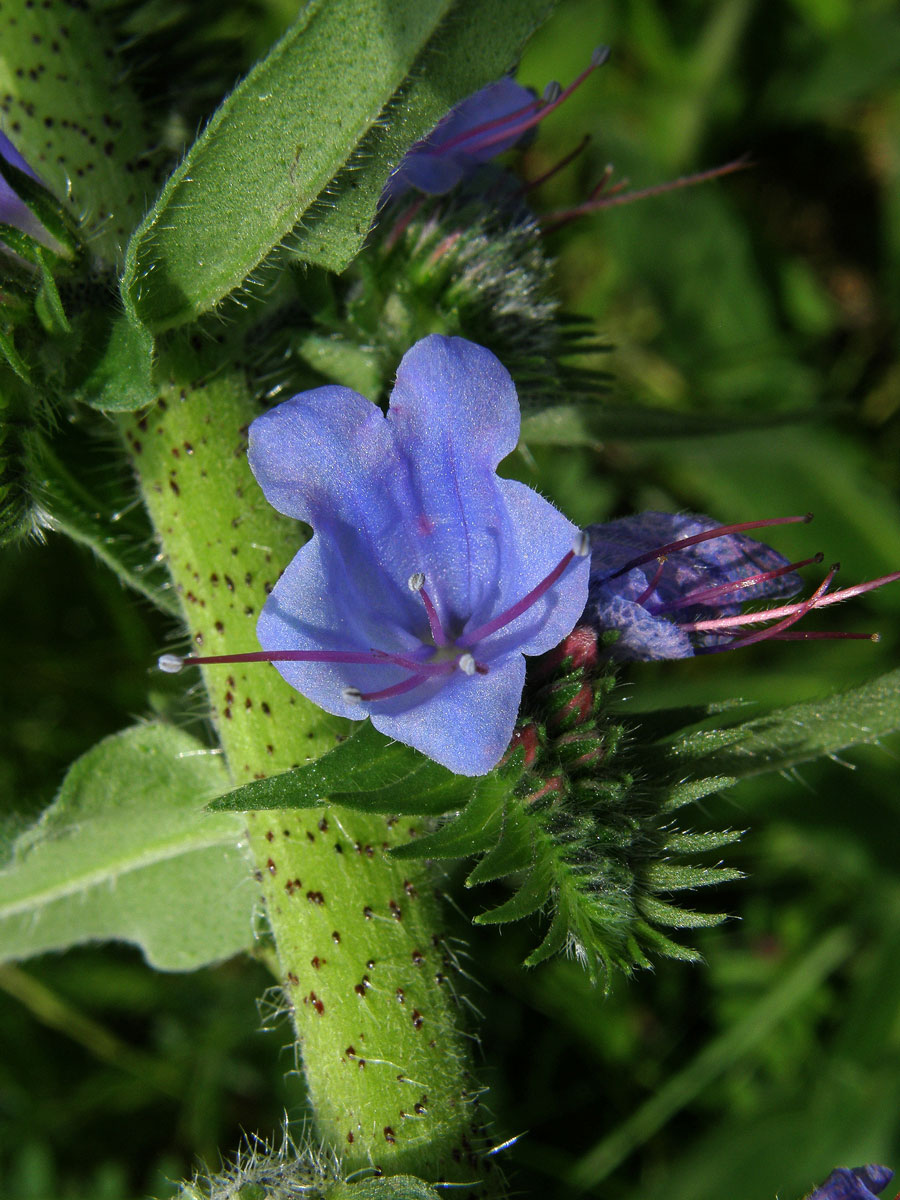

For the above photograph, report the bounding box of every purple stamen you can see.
[695,565,838,651]
[681,569,900,634]
[542,158,752,231]
[409,571,450,646]
[356,672,443,703]
[460,532,589,647]
[604,514,813,582]
[524,133,591,193]
[436,49,608,161]
[159,647,447,677]
[634,557,667,607]
[654,553,824,614]
[770,631,880,641]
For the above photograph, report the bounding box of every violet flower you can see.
[0,130,46,243]
[381,47,609,205]
[160,335,590,775]
[806,1164,893,1200]
[584,511,900,660]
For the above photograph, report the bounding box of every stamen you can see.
[460,531,587,647]
[604,514,813,582]
[158,648,433,670]
[655,553,823,614]
[436,49,609,160]
[681,569,900,633]
[634,558,667,607]
[524,133,591,193]
[771,631,880,642]
[343,687,363,704]
[542,157,752,230]
[458,653,477,676]
[355,674,435,703]
[720,565,838,650]
[409,572,450,646]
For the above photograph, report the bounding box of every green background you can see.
[2,0,900,1196]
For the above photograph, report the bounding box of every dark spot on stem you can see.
[266,858,276,875]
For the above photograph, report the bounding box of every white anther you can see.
[573,529,591,557]
[592,45,611,68]
[158,654,185,674]
[342,687,363,705]
[458,653,477,676]
[408,571,425,592]
[543,80,562,104]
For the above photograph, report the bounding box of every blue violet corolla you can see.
[160,335,590,775]
[806,1164,894,1200]
[381,47,609,205]
[584,511,900,660]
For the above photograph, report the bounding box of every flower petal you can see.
[383,78,534,201]
[371,652,526,775]
[386,334,522,627]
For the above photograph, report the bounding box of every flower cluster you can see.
[584,511,900,660]
[0,131,46,245]
[806,1164,893,1200]
[381,48,609,204]
[161,335,589,775]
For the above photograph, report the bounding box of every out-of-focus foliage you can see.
[2,0,900,1198]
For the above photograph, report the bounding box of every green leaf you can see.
[122,0,454,332]
[291,0,558,272]
[208,720,475,816]
[389,769,518,860]
[0,724,253,971]
[67,311,156,412]
[37,446,180,615]
[663,667,900,782]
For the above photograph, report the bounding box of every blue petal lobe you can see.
[387,334,521,628]
[383,78,534,201]
[371,653,526,776]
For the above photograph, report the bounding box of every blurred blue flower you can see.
[584,511,900,660]
[807,1164,893,1200]
[382,49,608,205]
[0,130,46,242]
[164,335,589,775]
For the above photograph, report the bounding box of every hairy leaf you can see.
[0,724,253,970]
[660,667,900,783]
[122,0,454,331]
[292,0,558,272]
[208,720,476,816]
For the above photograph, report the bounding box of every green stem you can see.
[126,339,490,1184]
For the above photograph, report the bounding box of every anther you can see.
[458,653,477,676]
[408,572,425,592]
[592,45,612,68]
[543,81,562,104]
[342,687,363,705]
[573,529,590,557]
[158,654,185,673]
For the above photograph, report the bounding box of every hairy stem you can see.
[125,338,491,1184]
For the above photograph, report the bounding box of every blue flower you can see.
[161,335,589,775]
[382,49,609,205]
[0,130,46,243]
[806,1164,893,1200]
[584,511,900,660]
